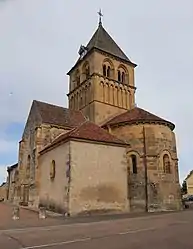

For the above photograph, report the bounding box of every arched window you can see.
[163,154,171,174]
[122,72,125,83]
[75,69,80,86]
[118,65,128,84]
[82,62,90,80]
[85,66,90,79]
[131,155,137,174]
[50,160,56,180]
[26,155,30,179]
[103,64,107,76]
[107,66,111,77]
[118,70,121,82]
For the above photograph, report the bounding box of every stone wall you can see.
[109,123,182,212]
[68,50,136,125]
[17,121,70,207]
[69,140,128,216]
[39,142,70,214]
[0,183,7,200]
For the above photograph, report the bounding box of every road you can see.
[0,209,193,248]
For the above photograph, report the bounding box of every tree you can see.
[181,180,187,195]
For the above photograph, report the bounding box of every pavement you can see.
[0,202,193,248]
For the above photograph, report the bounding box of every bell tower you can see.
[67,12,137,125]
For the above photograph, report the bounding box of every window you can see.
[117,66,127,84]
[82,62,90,80]
[107,66,111,77]
[131,155,137,174]
[50,160,56,180]
[85,66,90,79]
[122,72,125,83]
[118,70,121,82]
[103,65,107,76]
[75,70,80,86]
[103,64,111,78]
[26,155,30,179]
[163,154,171,174]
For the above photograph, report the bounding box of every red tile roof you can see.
[40,121,128,154]
[103,107,175,130]
[34,100,86,128]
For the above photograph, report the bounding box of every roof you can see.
[103,107,175,130]
[185,170,193,181]
[33,100,86,128]
[40,121,128,154]
[86,23,131,63]
[67,23,137,75]
[7,163,18,172]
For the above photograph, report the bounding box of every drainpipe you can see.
[143,126,148,212]
[66,142,72,216]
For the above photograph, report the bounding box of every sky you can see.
[0,0,192,184]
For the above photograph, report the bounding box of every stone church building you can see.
[12,19,182,215]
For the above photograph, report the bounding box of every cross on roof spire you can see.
[97,9,103,26]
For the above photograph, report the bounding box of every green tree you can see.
[181,180,187,195]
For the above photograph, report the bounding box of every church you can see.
[9,15,182,216]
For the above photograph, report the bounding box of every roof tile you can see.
[40,121,127,154]
[34,100,86,128]
[103,107,175,130]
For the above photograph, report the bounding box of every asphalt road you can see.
[0,210,193,249]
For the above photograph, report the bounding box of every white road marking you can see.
[20,237,91,249]
[118,227,156,235]
[0,211,182,234]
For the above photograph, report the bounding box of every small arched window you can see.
[163,154,171,174]
[122,72,125,83]
[83,62,90,80]
[118,70,121,82]
[85,66,90,79]
[107,66,111,77]
[26,155,30,178]
[103,64,107,76]
[131,155,137,174]
[75,69,80,86]
[50,160,56,180]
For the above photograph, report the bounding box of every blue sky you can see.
[0,0,192,183]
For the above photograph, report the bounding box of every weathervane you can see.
[98,9,103,26]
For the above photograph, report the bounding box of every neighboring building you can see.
[0,182,7,201]
[11,16,181,215]
[7,163,18,202]
[186,171,193,195]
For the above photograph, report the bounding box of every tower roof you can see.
[86,23,131,63]
[67,23,137,75]
[103,107,175,131]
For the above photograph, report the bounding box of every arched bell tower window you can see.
[118,70,121,82]
[107,66,111,77]
[122,72,125,83]
[75,69,80,86]
[102,59,114,79]
[117,65,128,84]
[103,64,107,76]
[83,62,90,80]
